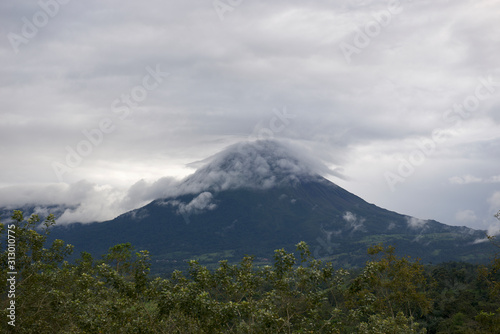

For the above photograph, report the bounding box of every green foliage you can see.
[1,211,500,333]
[348,244,431,320]
[357,312,425,334]
[158,243,345,333]
[484,211,500,300]
[419,209,500,333]
[0,211,160,333]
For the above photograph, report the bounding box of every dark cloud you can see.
[0,0,499,232]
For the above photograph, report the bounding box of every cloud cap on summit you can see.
[173,140,335,196]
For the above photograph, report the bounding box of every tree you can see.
[0,211,74,332]
[345,244,430,333]
[481,211,500,300]
[0,211,161,333]
[4,210,481,333]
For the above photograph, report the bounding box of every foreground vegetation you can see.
[1,211,499,333]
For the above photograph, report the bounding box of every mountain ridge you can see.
[38,140,495,272]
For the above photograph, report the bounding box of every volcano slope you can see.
[49,140,494,273]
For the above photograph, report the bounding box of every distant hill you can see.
[1,204,71,223]
[47,140,494,273]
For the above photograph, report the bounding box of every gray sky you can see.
[1,0,499,233]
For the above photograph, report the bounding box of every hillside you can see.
[46,140,494,273]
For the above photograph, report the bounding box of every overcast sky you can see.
[1,0,499,233]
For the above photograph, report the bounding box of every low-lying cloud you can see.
[174,140,335,195]
[450,175,500,185]
[406,216,428,230]
[0,177,179,224]
[167,191,218,220]
[0,140,333,225]
[343,211,366,233]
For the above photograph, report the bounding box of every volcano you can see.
[49,140,494,273]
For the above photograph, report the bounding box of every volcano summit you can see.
[50,140,494,272]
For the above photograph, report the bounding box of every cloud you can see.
[177,140,334,195]
[449,175,484,185]
[406,217,428,230]
[474,216,500,243]
[1,0,499,232]
[0,178,180,224]
[177,192,217,216]
[487,224,500,237]
[488,191,500,211]
[0,140,334,224]
[123,177,180,207]
[450,175,500,185]
[343,211,365,233]
[0,181,95,208]
[160,192,218,224]
[455,209,478,224]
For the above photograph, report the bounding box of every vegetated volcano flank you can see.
[50,140,494,273]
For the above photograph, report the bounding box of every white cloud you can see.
[343,211,365,232]
[387,222,396,230]
[177,140,333,194]
[124,177,180,207]
[406,217,428,230]
[487,224,500,237]
[488,191,500,211]
[0,178,180,224]
[0,140,333,224]
[159,192,218,224]
[449,175,483,185]
[455,209,477,224]
[177,192,217,216]
[450,175,500,185]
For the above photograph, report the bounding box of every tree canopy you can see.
[1,210,499,333]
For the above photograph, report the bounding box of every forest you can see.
[1,211,499,333]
